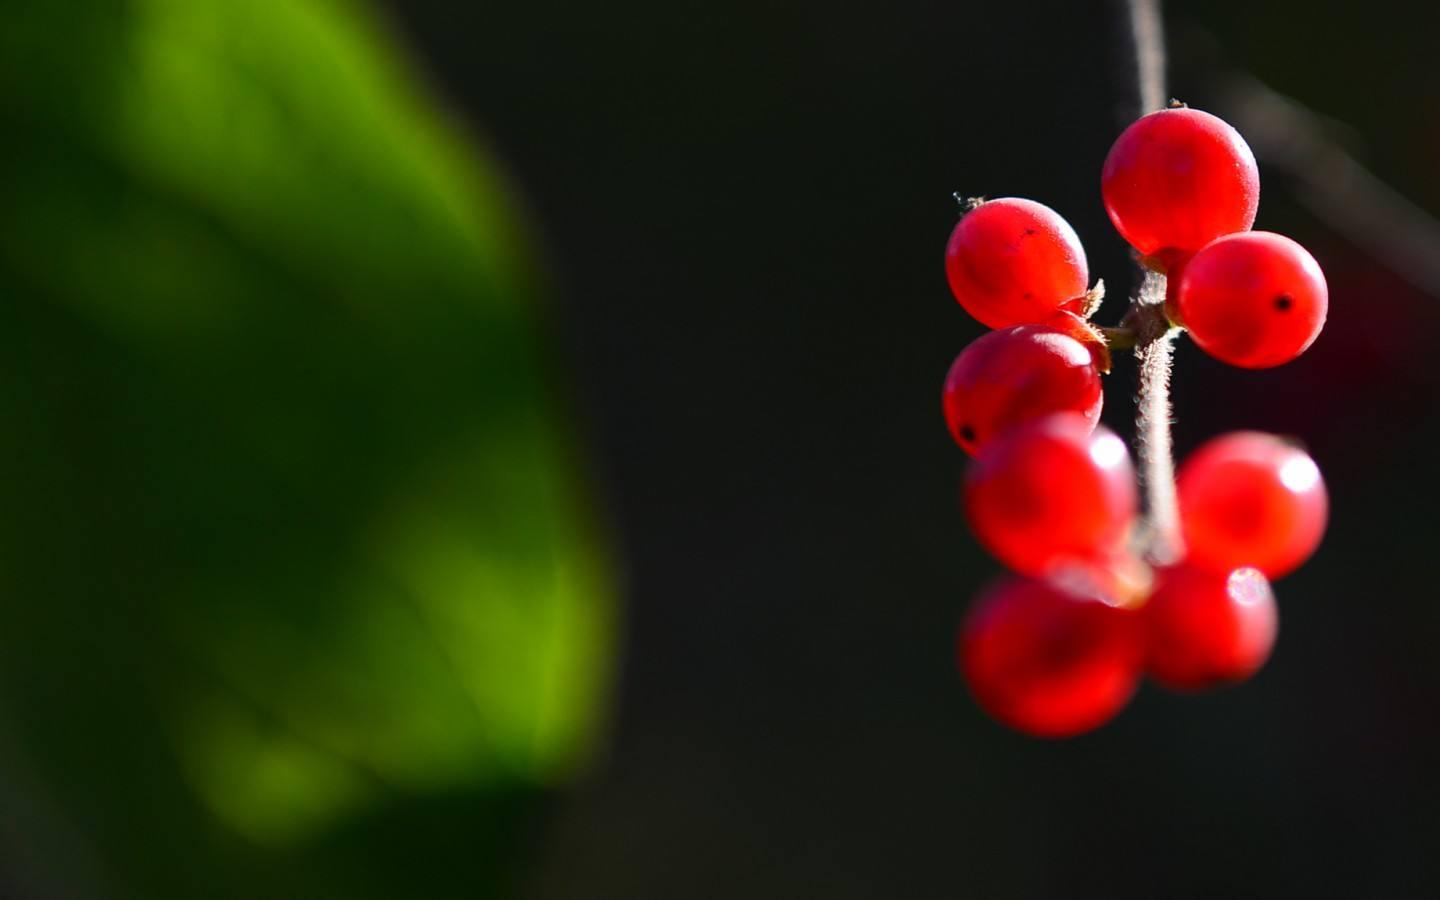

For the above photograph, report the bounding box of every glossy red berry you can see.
[1101,108,1259,262]
[944,198,1089,329]
[1172,231,1328,369]
[1143,565,1277,691]
[960,575,1141,737]
[1178,432,1327,578]
[1041,309,1113,372]
[964,414,1137,575]
[942,323,1104,455]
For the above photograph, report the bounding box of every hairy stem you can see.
[1116,0,1179,562]
[1131,274,1182,562]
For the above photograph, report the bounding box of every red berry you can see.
[1101,108,1259,260]
[945,198,1089,329]
[1172,231,1328,369]
[960,575,1141,737]
[1143,565,1277,691]
[1178,432,1327,578]
[1041,309,1113,372]
[942,323,1104,455]
[964,414,1137,575]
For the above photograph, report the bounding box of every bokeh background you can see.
[1,0,1438,897]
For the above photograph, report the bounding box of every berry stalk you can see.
[1129,271,1181,563]
[1118,0,1181,562]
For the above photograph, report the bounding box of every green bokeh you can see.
[0,0,614,895]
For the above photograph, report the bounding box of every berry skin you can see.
[960,574,1142,737]
[1178,432,1327,578]
[942,323,1103,455]
[1143,565,1278,691]
[1101,108,1260,261]
[1172,231,1328,369]
[964,414,1137,575]
[1041,309,1113,372]
[945,198,1089,329]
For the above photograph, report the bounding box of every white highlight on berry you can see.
[1089,431,1129,471]
[1033,331,1094,368]
[1279,454,1321,494]
[1226,567,1272,608]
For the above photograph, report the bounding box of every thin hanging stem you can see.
[1116,0,1182,562]
[1122,0,1167,114]
[1131,273,1182,562]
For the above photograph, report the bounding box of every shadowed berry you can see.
[942,323,1104,455]
[945,198,1089,328]
[960,575,1142,737]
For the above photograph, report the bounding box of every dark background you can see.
[381,0,1440,897]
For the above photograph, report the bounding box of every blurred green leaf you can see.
[0,0,614,895]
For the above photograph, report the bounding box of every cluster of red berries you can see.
[942,106,1330,737]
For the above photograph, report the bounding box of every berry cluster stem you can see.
[1130,272,1182,563]
[1120,0,1166,114]
[1118,0,1180,563]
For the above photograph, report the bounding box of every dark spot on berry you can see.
[960,425,977,444]
[1022,228,1037,237]
[1274,294,1293,312]
[1023,291,1034,300]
